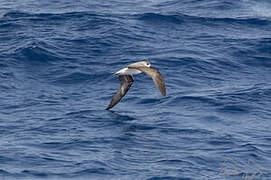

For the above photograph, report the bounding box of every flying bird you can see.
[106,61,166,110]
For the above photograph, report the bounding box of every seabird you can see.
[106,61,166,110]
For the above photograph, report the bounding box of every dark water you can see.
[1,0,271,179]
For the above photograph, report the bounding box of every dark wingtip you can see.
[106,106,112,110]
[159,86,166,96]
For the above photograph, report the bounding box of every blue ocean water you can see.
[1,0,271,179]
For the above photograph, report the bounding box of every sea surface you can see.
[1,0,271,179]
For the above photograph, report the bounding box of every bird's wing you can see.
[106,75,134,110]
[129,66,166,96]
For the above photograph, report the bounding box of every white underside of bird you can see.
[114,68,142,75]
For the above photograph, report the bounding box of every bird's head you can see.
[127,61,151,68]
[143,61,151,67]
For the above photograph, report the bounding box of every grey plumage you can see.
[106,75,134,110]
[128,66,166,96]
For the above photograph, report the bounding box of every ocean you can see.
[0,0,271,179]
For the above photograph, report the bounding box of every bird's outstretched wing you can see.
[129,66,166,96]
[106,75,134,110]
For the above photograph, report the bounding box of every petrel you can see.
[106,61,166,110]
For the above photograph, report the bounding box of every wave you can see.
[51,72,108,85]
[5,10,267,27]
[242,0,271,18]
[137,13,184,24]
[13,41,62,65]
[137,12,271,26]
[3,11,96,20]
[2,10,116,25]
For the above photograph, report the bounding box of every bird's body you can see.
[114,68,141,76]
[106,61,166,110]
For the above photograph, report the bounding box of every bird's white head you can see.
[143,61,151,67]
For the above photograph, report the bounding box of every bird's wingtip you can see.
[106,107,111,110]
